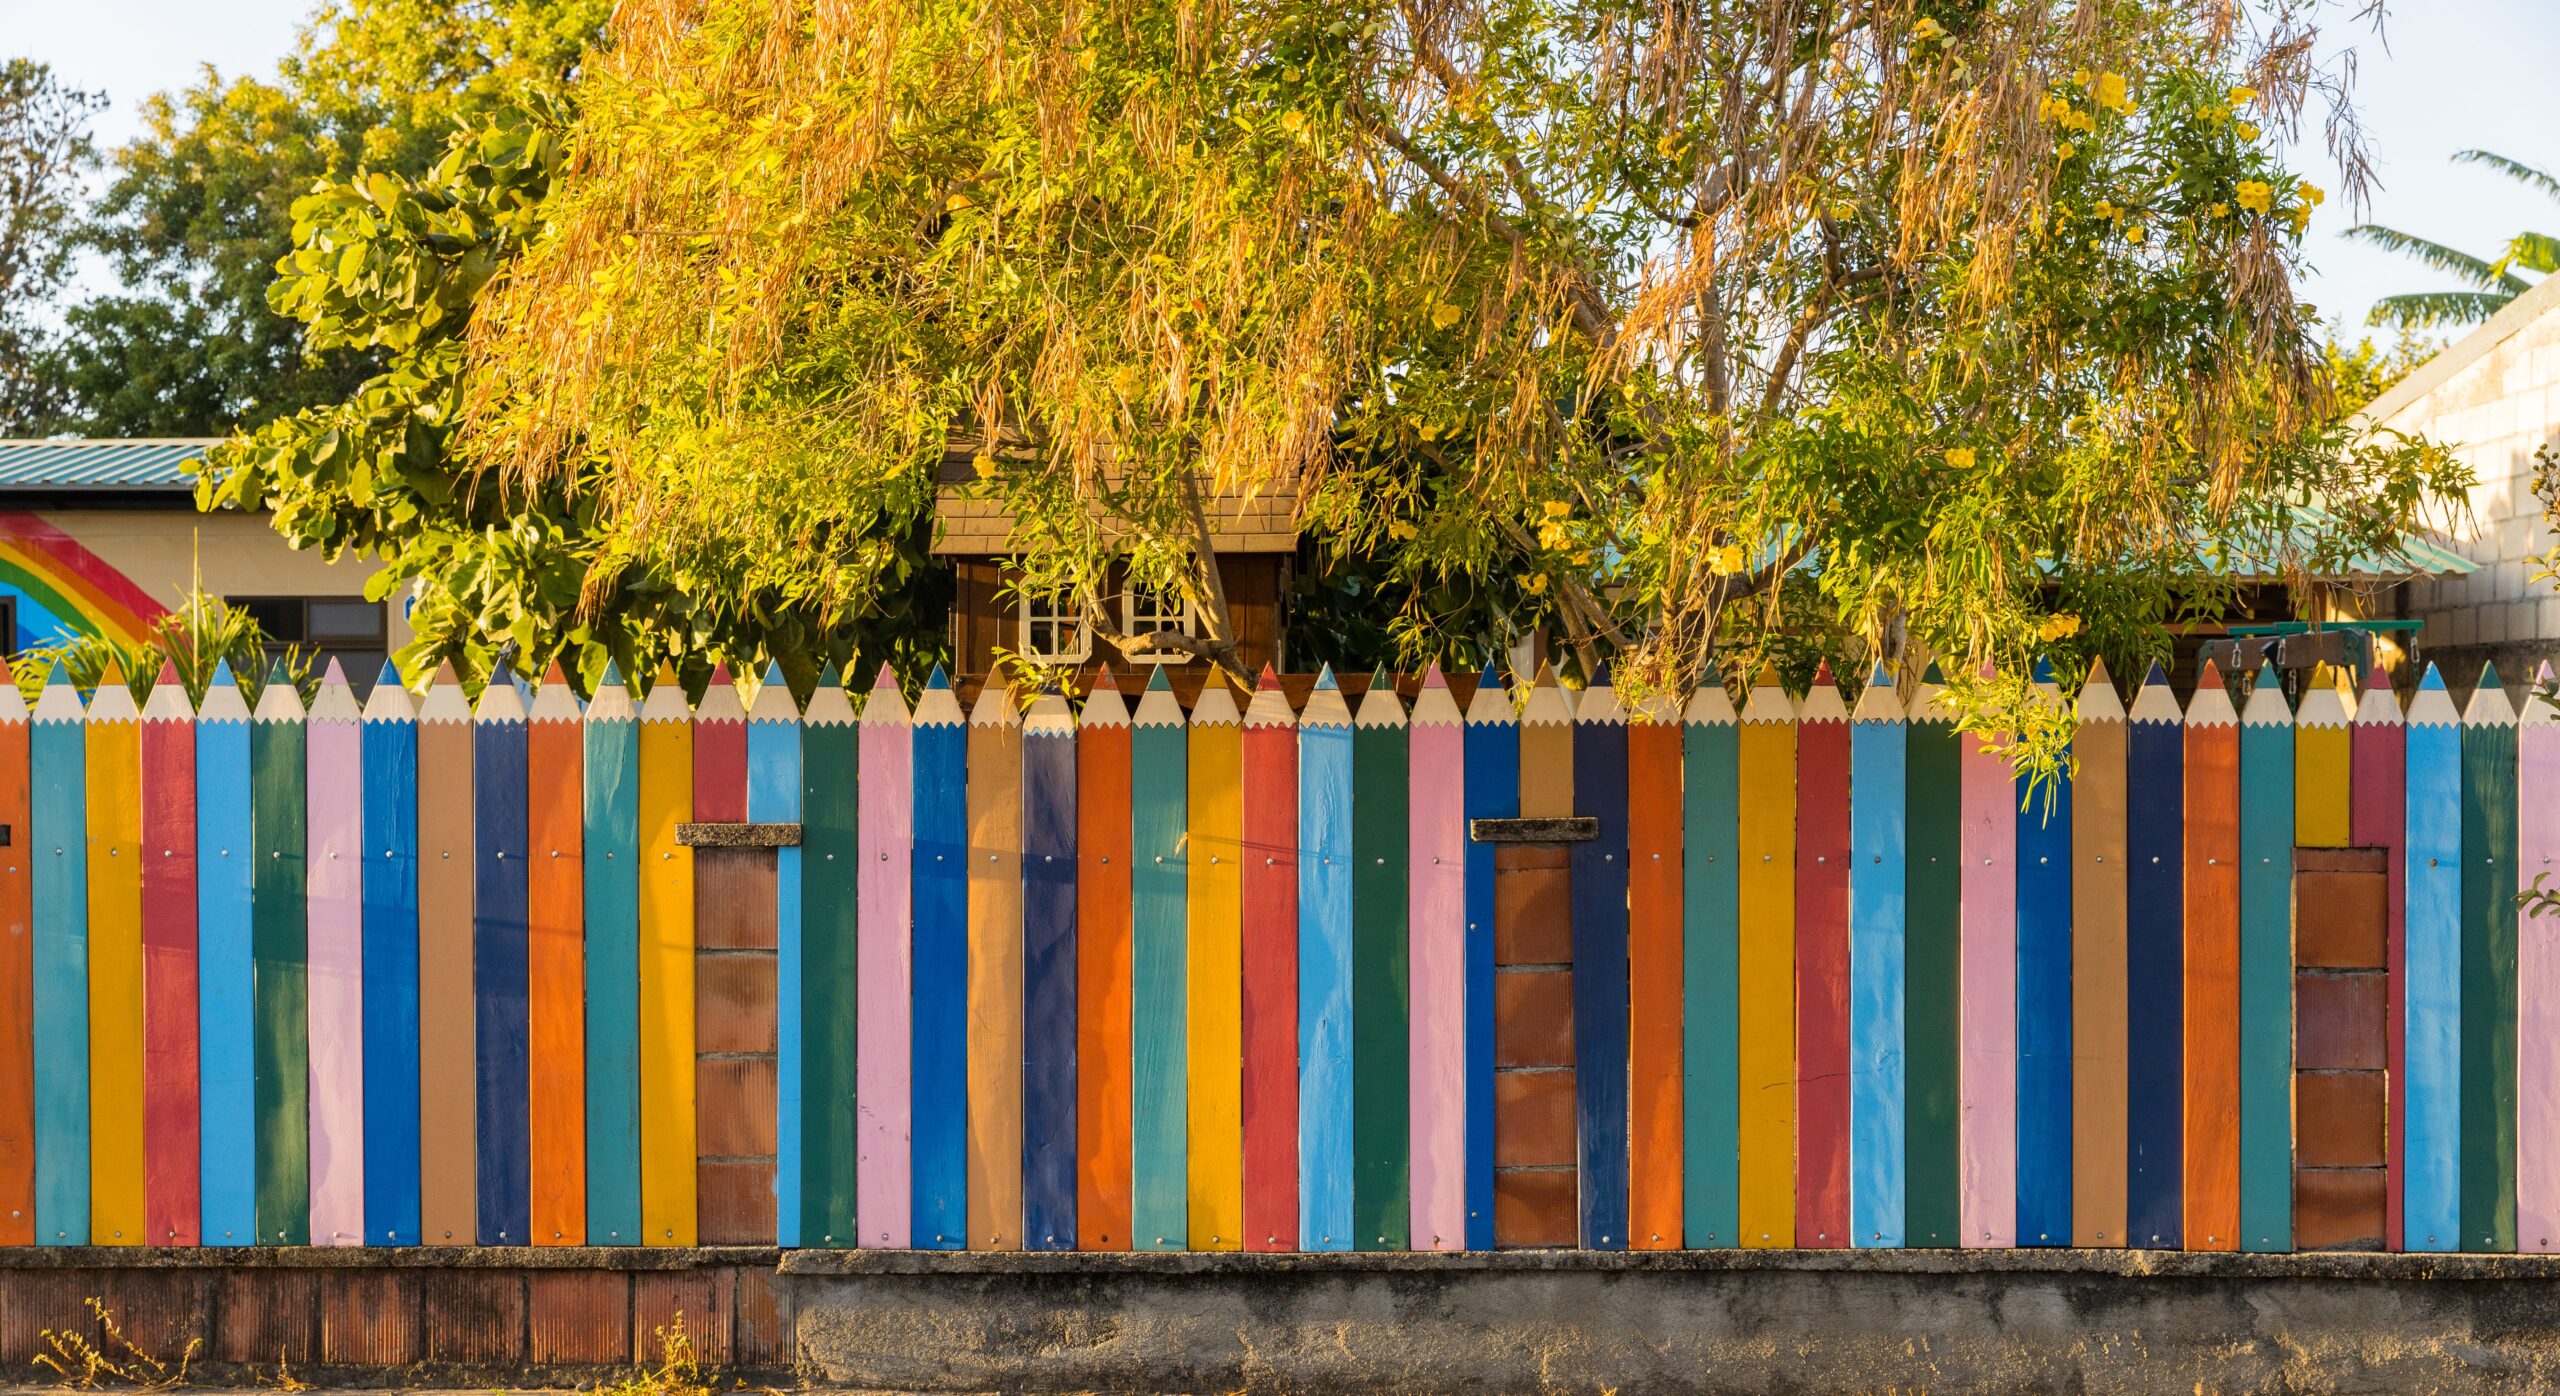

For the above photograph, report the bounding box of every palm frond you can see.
[2344,225,2533,293]
[2366,290,2518,330]
[2454,150,2560,204]
[2500,231,2560,277]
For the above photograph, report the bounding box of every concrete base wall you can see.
[15,1246,2560,1391]
[783,1249,2560,1395]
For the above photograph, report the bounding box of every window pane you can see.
[234,597,304,642]
[306,600,385,642]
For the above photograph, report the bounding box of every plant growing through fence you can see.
[6,588,313,705]
[32,1299,198,1390]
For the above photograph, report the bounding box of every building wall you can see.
[948,553,1286,680]
[2369,276,2560,678]
[0,506,407,655]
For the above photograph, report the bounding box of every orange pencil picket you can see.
[1626,702,1683,1248]
[2183,664,2242,1251]
[527,667,585,1244]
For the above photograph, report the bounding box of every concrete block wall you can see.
[2372,279,2560,677]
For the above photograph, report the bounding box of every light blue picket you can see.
[1850,664,1907,1248]
[748,665,803,1246]
[2405,664,2462,1250]
[30,663,86,1244]
[1297,667,1355,1251]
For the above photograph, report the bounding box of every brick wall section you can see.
[696,850,779,1245]
[0,1253,790,1383]
[2293,848,2389,1250]
[1493,843,1577,1246]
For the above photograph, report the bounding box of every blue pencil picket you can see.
[1460,674,1516,1251]
[582,664,642,1243]
[1022,684,1079,1250]
[2125,662,2186,1249]
[2013,660,2072,1246]
[2405,664,2462,1250]
[196,662,254,1244]
[473,668,531,1243]
[30,663,86,1244]
[1297,667,1355,1251]
[909,667,967,1249]
[1849,664,1907,1248]
[1570,671,1631,1249]
[748,664,803,1245]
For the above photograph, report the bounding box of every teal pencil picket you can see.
[2461,666,2519,1253]
[1903,668,1962,1246]
[1130,668,1189,1250]
[583,664,642,1243]
[799,668,859,1246]
[2237,665,2294,1251]
[1352,670,1410,1250]
[31,663,86,1243]
[251,664,310,1244]
[1682,679,1740,1246]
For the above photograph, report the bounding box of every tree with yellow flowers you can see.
[210,0,2466,739]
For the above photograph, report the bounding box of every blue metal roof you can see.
[0,439,212,489]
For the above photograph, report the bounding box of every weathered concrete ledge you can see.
[20,1245,2560,1389]
[780,1246,2560,1393]
[2,1243,778,1269]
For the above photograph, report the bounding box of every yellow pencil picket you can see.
[1186,678,1244,1250]
[638,666,696,1245]
[2294,670,2352,848]
[1737,667,1797,1248]
[86,670,143,1243]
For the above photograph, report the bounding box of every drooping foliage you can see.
[215,0,2467,765]
[198,98,951,692]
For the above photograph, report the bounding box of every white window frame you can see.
[1122,584,1196,664]
[1017,591,1093,664]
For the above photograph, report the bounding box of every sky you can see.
[4,0,2556,343]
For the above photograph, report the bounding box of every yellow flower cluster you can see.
[2039,89,2097,134]
[2235,179,2273,214]
[2094,72,2132,114]
[1943,446,1976,470]
[2038,613,2082,642]
[1711,545,1749,576]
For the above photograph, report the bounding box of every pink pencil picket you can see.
[1959,668,2018,1248]
[1408,667,1466,1250]
[306,661,366,1244]
[857,666,914,1247]
[2519,663,2560,1251]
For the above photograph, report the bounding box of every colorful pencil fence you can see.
[0,657,2532,1257]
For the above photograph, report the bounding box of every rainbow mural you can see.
[0,513,169,651]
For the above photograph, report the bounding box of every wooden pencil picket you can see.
[6,654,2536,1262]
